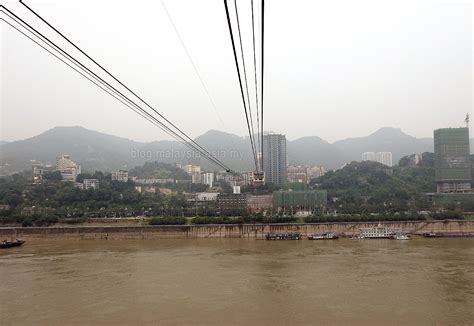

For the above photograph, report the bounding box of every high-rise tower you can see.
[263,134,287,186]
[434,127,471,193]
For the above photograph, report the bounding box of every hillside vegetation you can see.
[310,153,438,213]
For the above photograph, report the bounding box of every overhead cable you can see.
[18,0,231,172]
[1,6,231,171]
[223,0,259,172]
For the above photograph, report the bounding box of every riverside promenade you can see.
[1,220,473,240]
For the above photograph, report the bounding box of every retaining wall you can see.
[1,220,473,240]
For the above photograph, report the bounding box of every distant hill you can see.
[0,126,471,174]
[0,127,252,174]
[287,136,346,168]
[192,130,254,171]
[0,127,148,174]
[332,127,434,164]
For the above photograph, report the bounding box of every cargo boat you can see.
[308,232,338,240]
[423,232,474,238]
[265,232,302,240]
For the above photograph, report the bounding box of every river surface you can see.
[1,237,473,325]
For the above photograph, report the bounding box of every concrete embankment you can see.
[1,220,473,240]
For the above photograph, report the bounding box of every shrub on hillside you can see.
[430,211,464,220]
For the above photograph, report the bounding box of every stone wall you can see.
[1,220,473,240]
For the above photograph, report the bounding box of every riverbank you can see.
[1,220,473,240]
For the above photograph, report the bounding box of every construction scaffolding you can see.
[434,127,472,193]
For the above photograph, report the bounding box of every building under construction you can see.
[434,127,471,193]
[273,190,327,212]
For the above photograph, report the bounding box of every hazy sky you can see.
[1,0,472,143]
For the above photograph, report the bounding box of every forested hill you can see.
[310,153,437,213]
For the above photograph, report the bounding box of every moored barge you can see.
[265,232,302,240]
[308,232,339,240]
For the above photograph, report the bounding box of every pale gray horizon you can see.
[1,0,473,143]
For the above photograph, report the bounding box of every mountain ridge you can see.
[1,126,472,174]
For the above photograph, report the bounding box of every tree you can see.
[44,171,62,181]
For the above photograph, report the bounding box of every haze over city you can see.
[1,0,472,143]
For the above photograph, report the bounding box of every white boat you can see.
[359,224,401,239]
[393,233,411,240]
[308,232,338,240]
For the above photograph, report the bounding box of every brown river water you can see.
[1,237,473,325]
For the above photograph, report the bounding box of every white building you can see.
[376,152,393,167]
[233,186,241,194]
[362,152,393,167]
[195,192,219,201]
[111,170,129,182]
[362,152,376,162]
[202,172,214,188]
[183,164,201,174]
[183,165,203,184]
[56,154,81,182]
[191,173,202,184]
[83,179,99,190]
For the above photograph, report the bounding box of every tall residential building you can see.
[362,152,393,167]
[56,154,81,182]
[202,172,214,188]
[434,127,471,193]
[191,173,202,184]
[111,170,129,182]
[183,164,202,184]
[362,152,376,161]
[263,134,287,186]
[375,152,393,167]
